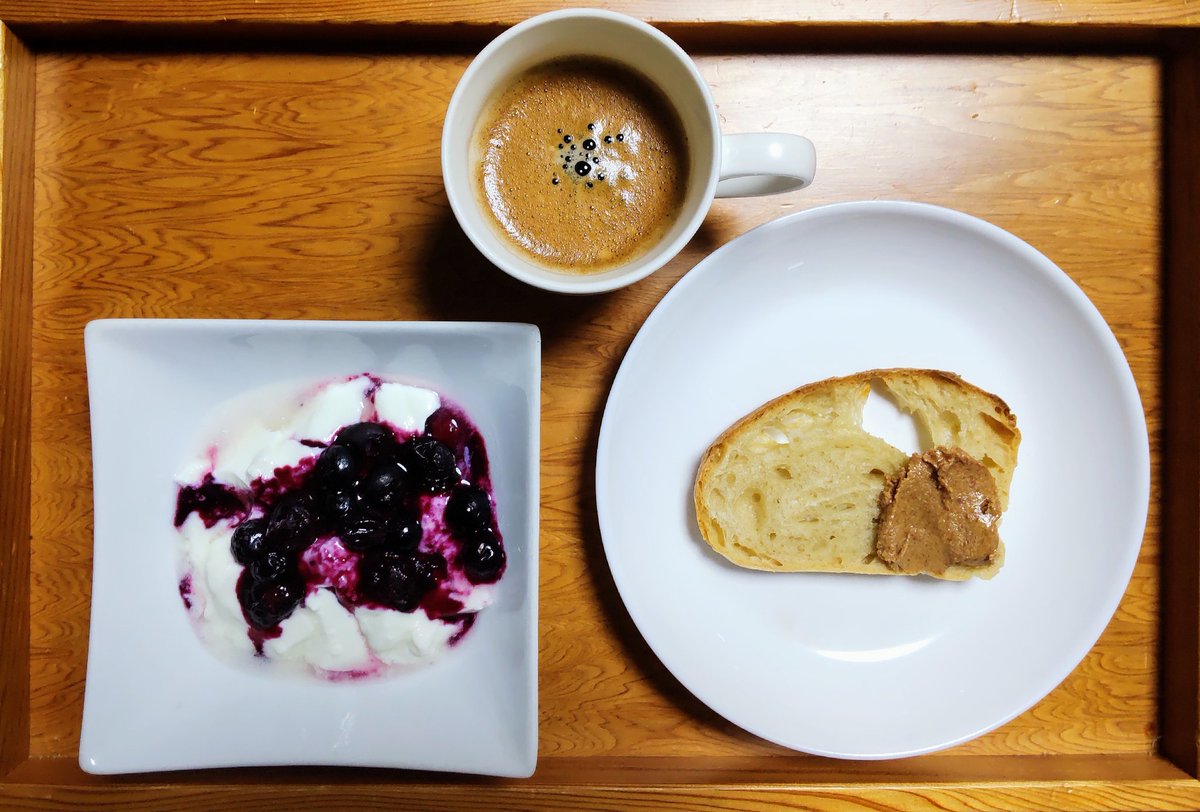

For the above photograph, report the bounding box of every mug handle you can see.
[715,133,816,198]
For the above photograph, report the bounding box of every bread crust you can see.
[693,369,1020,580]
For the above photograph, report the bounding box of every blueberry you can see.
[230,518,269,565]
[239,572,305,630]
[340,515,388,552]
[583,138,597,151]
[249,549,294,582]
[266,494,318,552]
[444,485,493,537]
[361,458,410,509]
[414,551,446,582]
[574,160,591,177]
[326,488,361,525]
[424,407,463,447]
[359,551,438,611]
[336,422,395,462]
[604,135,613,144]
[314,443,357,488]
[384,513,423,551]
[404,435,459,493]
[461,533,506,583]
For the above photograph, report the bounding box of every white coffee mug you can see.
[442,8,817,294]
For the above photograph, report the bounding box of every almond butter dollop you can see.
[875,447,1000,576]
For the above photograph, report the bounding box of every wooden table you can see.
[1,2,1198,809]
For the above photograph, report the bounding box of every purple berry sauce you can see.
[174,473,247,528]
[174,398,506,656]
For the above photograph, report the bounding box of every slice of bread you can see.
[693,369,1020,580]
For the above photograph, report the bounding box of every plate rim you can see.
[594,199,1150,759]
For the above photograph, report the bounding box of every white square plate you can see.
[81,319,540,776]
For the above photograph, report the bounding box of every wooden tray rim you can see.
[1,16,1198,809]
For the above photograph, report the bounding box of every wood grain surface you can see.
[0,0,1190,798]
[3,753,1200,810]
[6,767,1200,812]
[1,0,1199,27]
[21,46,1163,784]
[0,22,33,778]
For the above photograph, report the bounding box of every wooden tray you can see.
[1,4,1198,809]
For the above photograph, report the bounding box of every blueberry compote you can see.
[174,384,505,670]
[174,473,246,528]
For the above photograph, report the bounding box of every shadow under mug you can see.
[442,8,817,294]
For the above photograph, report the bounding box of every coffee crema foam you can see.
[474,58,689,274]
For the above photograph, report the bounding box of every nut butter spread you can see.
[875,447,1000,576]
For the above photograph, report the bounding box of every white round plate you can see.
[595,201,1149,759]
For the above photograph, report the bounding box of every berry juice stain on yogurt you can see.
[172,373,506,680]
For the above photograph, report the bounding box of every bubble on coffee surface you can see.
[551,122,632,190]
